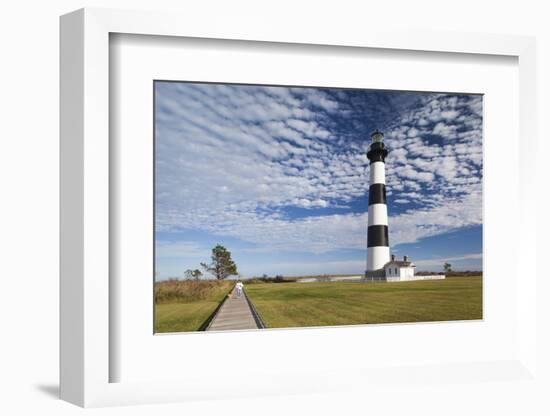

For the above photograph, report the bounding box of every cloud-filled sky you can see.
[154,82,482,279]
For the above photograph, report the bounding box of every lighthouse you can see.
[365,130,390,279]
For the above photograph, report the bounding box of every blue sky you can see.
[155,82,483,279]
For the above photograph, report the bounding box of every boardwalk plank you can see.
[207,287,259,331]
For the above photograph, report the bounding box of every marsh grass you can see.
[155,279,233,304]
[154,279,233,332]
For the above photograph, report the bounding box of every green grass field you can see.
[155,280,233,333]
[245,276,482,329]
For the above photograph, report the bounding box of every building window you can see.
[388,268,391,275]
[395,268,398,274]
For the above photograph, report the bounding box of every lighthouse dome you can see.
[371,130,384,143]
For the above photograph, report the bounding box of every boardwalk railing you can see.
[243,288,267,329]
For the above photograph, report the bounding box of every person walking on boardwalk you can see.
[235,281,244,298]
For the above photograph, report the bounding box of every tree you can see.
[200,244,238,280]
[444,262,452,273]
[184,269,203,280]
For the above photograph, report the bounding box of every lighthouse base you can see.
[364,269,387,281]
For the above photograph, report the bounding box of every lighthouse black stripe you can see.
[368,183,386,205]
[367,143,388,164]
[367,225,389,247]
[368,153,386,164]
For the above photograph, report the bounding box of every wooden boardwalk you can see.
[207,287,259,331]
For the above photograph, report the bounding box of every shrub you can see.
[245,276,297,284]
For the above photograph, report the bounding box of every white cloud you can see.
[299,89,339,111]
[408,127,420,137]
[294,198,329,208]
[414,253,482,268]
[251,259,366,276]
[433,122,458,139]
[155,241,208,258]
[441,110,460,120]
[156,85,483,257]
[396,165,435,182]
[158,185,481,255]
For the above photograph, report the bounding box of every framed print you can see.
[60,8,538,408]
[151,81,483,335]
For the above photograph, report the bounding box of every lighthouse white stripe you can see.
[367,203,388,226]
[369,161,386,185]
[367,246,391,271]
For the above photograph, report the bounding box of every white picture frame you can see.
[60,8,538,408]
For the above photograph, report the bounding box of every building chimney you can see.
[391,254,395,261]
[404,255,408,262]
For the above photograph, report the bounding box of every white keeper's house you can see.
[384,254,416,282]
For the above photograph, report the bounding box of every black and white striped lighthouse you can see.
[365,130,390,278]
